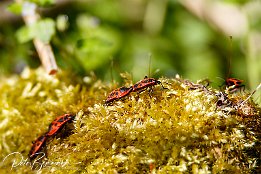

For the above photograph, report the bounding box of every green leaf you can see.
[33,18,56,43]
[16,18,56,44]
[29,0,55,6]
[7,3,22,15]
[16,26,34,43]
[56,15,69,32]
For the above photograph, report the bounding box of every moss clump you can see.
[0,68,260,173]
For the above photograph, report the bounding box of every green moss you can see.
[0,68,260,173]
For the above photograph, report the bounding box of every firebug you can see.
[132,76,166,93]
[225,77,244,91]
[29,135,47,160]
[105,86,133,104]
[222,36,245,92]
[46,114,75,137]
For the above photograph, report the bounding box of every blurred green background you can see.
[0,0,260,101]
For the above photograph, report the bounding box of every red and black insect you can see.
[221,36,245,92]
[29,135,47,160]
[105,86,133,104]
[225,78,244,92]
[46,114,75,137]
[132,76,166,92]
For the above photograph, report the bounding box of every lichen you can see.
[0,68,260,173]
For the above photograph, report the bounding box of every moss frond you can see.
[0,68,260,173]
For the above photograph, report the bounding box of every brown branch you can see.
[180,0,248,37]
[21,1,58,75]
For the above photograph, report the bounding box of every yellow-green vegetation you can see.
[0,68,260,173]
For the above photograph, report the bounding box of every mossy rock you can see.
[0,68,260,173]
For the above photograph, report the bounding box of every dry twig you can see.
[19,1,58,75]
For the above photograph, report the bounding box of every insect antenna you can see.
[225,36,233,79]
[110,57,114,85]
[147,53,161,78]
[215,77,225,89]
[148,53,152,78]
